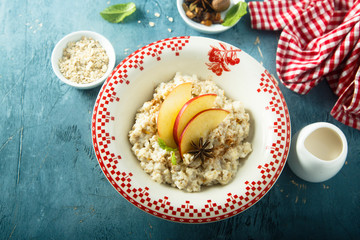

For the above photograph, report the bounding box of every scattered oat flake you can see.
[254,36,260,45]
[168,17,174,22]
[155,12,160,17]
[291,180,299,187]
[168,28,172,32]
[149,22,155,27]
[138,20,141,23]
[257,45,263,58]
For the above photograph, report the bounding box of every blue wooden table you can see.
[1,1,359,239]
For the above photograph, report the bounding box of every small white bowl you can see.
[177,0,244,34]
[51,31,116,90]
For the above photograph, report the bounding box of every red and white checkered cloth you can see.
[248,0,360,130]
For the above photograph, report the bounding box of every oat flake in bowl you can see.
[128,73,252,192]
[51,31,116,89]
[59,36,109,84]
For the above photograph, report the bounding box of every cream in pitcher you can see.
[303,127,344,161]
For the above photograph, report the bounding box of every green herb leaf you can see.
[158,138,177,152]
[158,137,167,149]
[222,2,247,27]
[158,138,178,165]
[171,152,177,165]
[100,2,136,23]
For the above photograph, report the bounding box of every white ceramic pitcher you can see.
[288,122,348,183]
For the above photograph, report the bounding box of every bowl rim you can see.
[176,0,244,34]
[51,30,116,90]
[91,36,291,223]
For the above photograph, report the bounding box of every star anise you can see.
[188,137,214,161]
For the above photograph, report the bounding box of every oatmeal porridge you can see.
[128,72,252,192]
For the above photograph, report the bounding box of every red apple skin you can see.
[157,82,192,148]
[173,93,217,144]
[178,108,229,157]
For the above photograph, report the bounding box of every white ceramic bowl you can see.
[92,36,291,223]
[51,31,116,90]
[177,0,245,34]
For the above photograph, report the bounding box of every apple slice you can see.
[178,108,229,156]
[173,94,217,144]
[157,82,192,148]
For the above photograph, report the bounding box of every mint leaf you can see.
[158,138,177,152]
[158,138,169,151]
[158,137,167,150]
[100,2,136,23]
[222,2,247,27]
[171,152,177,165]
[158,138,178,165]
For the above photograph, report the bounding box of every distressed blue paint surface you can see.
[0,1,359,239]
